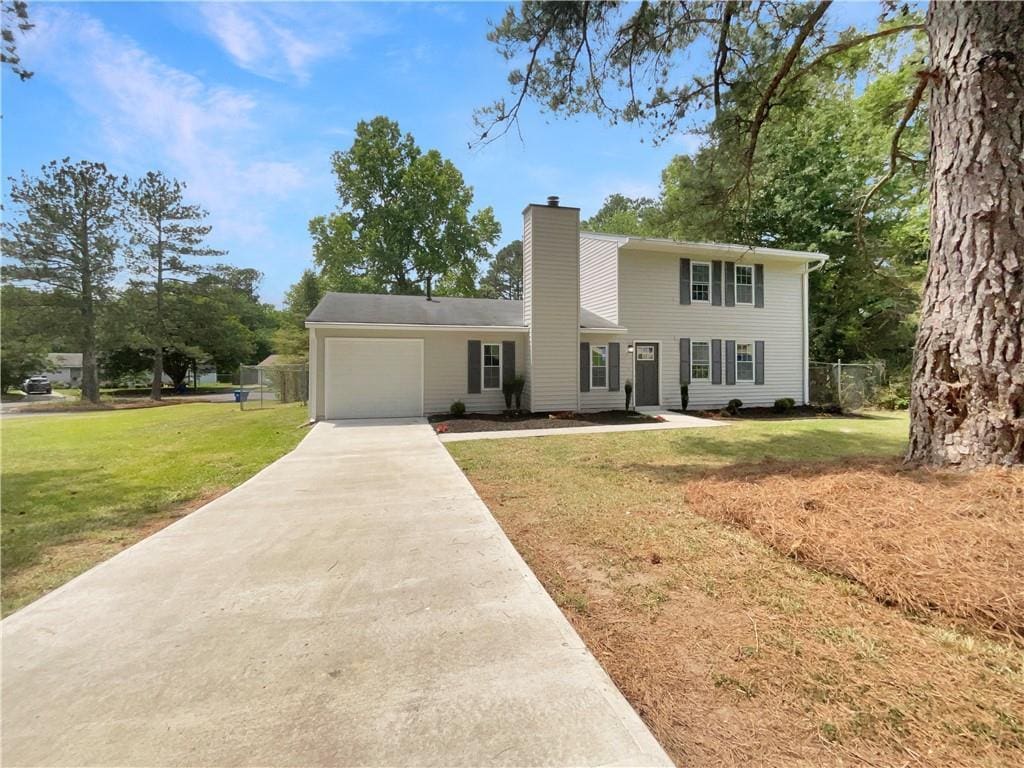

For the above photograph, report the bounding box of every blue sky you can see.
[2,1,880,305]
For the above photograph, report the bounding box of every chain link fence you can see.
[808,360,887,411]
[238,363,308,410]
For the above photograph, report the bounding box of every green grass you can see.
[1,403,308,614]
[450,410,909,479]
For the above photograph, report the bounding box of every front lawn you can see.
[1,403,308,615]
[449,413,1024,767]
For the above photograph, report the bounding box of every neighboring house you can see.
[306,198,827,420]
[45,353,83,386]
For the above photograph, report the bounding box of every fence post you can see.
[836,358,843,407]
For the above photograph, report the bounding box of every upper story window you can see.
[591,345,608,389]
[483,343,501,390]
[735,264,754,305]
[691,261,711,302]
[736,342,755,382]
[691,341,711,381]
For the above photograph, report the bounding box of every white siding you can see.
[524,205,580,412]
[311,326,528,418]
[579,236,619,323]
[616,249,807,409]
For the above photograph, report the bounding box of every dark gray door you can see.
[634,342,659,406]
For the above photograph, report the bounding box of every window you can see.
[735,264,754,305]
[736,342,755,382]
[482,343,501,390]
[591,345,608,389]
[691,341,711,381]
[636,344,656,362]
[691,261,711,302]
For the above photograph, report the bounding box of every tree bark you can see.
[907,1,1024,467]
[151,225,164,401]
[79,207,101,405]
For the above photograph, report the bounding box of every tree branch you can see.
[856,71,930,248]
[788,23,925,86]
[713,1,736,117]
[735,1,832,188]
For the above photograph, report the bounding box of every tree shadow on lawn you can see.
[634,422,909,476]
[1,465,175,574]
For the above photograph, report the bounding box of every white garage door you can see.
[324,338,423,419]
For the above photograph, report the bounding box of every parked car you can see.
[22,376,53,395]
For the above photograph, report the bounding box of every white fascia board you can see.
[304,321,529,332]
[586,231,828,263]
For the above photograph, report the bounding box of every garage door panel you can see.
[325,338,423,419]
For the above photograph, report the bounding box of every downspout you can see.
[803,258,826,405]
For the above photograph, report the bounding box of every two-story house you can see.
[306,197,827,420]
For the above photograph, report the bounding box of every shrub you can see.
[501,378,515,410]
[874,380,910,410]
[773,397,796,414]
[680,384,689,411]
[624,380,633,412]
[512,375,526,411]
[449,400,466,417]
[726,398,743,416]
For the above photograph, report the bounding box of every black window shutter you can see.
[679,258,691,305]
[467,340,481,394]
[502,341,516,385]
[679,338,691,385]
[711,260,722,306]
[725,340,736,385]
[580,341,590,392]
[711,339,722,384]
[724,262,736,307]
[608,342,620,391]
[755,264,765,308]
[755,340,765,384]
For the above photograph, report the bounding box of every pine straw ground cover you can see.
[448,413,1024,767]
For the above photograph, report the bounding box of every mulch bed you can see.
[430,410,659,433]
[674,405,848,420]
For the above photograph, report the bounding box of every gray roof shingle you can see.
[306,292,620,330]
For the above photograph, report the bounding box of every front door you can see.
[634,342,659,406]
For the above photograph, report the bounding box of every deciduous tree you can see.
[311,116,500,298]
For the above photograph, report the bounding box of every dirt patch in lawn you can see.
[430,410,659,433]
[1,488,227,616]
[467,454,1024,767]
[686,458,1024,645]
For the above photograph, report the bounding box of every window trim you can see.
[734,264,755,306]
[590,343,609,390]
[690,340,711,382]
[735,341,755,383]
[690,260,712,303]
[482,342,502,391]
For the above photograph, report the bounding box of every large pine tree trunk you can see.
[907,1,1024,467]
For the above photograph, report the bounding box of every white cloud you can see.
[197,2,377,84]
[18,7,311,246]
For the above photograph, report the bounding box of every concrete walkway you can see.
[2,419,672,767]
[440,409,723,442]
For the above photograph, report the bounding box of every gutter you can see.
[802,258,827,405]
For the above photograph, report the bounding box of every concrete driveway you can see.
[2,419,671,767]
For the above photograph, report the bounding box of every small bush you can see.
[624,380,633,412]
[512,376,526,411]
[449,400,466,417]
[680,384,689,411]
[773,397,796,414]
[726,398,743,416]
[501,379,515,410]
[874,381,910,410]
